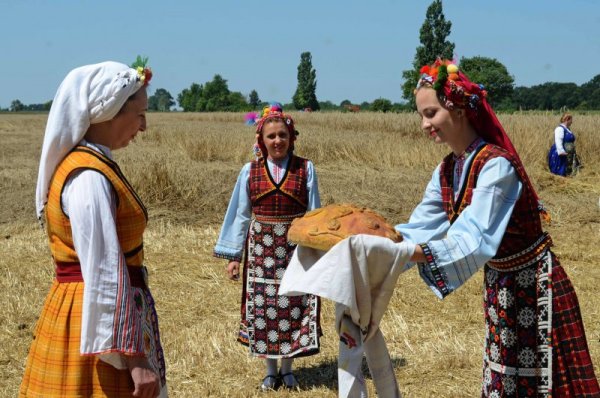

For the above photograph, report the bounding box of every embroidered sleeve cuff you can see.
[418,243,452,298]
[213,241,243,262]
[213,250,242,262]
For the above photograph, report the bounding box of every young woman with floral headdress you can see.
[213,103,322,391]
[21,61,166,397]
[394,60,599,397]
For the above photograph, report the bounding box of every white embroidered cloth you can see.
[280,234,414,397]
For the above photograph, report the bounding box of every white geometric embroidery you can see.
[255,318,266,330]
[280,342,291,354]
[500,328,516,347]
[483,366,492,386]
[490,342,500,361]
[516,268,535,287]
[273,224,286,236]
[518,307,535,328]
[263,235,273,246]
[502,376,516,394]
[278,296,289,308]
[268,330,278,342]
[256,340,267,352]
[275,246,287,258]
[255,294,265,307]
[275,267,285,279]
[264,257,275,268]
[300,335,309,346]
[488,306,499,325]
[265,285,277,297]
[498,288,514,308]
[291,307,301,319]
[279,319,290,331]
[518,347,535,367]
[486,269,498,285]
[266,307,277,320]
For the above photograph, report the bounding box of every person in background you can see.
[21,60,167,398]
[213,103,321,391]
[548,112,581,176]
[396,60,599,397]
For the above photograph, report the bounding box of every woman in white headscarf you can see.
[20,61,167,398]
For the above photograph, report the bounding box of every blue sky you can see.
[2,0,599,108]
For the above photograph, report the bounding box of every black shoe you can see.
[260,374,280,391]
[279,372,299,390]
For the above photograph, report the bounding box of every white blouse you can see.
[61,140,129,369]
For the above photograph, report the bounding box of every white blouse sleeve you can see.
[554,126,566,155]
[405,158,521,298]
[306,160,321,211]
[213,163,252,261]
[63,169,138,369]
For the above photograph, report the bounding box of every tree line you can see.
[4,1,600,113]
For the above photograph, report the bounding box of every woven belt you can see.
[55,261,147,288]
[488,233,553,270]
[253,212,304,223]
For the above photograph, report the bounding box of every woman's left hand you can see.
[226,260,241,281]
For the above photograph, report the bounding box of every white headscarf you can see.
[36,61,146,218]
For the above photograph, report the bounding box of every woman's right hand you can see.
[227,261,240,280]
[125,356,160,398]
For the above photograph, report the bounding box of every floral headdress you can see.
[416,59,486,113]
[131,55,153,86]
[253,102,298,160]
[416,58,549,222]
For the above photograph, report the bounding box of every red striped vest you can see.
[249,156,308,217]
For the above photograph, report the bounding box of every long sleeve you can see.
[64,169,142,369]
[306,160,321,210]
[397,157,522,299]
[213,163,252,261]
[554,125,566,155]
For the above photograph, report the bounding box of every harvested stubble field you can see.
[1,111,599,397]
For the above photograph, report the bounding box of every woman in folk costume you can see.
[396,60,599,397]
[213,103,322,391]
[21,61,166,397]
[547,112,581,177]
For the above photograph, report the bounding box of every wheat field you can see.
[1,111,598,397]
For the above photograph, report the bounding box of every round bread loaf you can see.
[288,203,402,251]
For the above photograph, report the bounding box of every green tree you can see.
[201,75,230,111]
[371,98,393,113]
[248,90,260,109]
[318,100,338,111]
[226,91,250,112]
[459,56,514,107]
[177,75,250,112]
[292,52,320,111]
[512,82,582,110]
[401,0,454,107]
[149,88,175,111]
[177,83,203,112]
[580,74,600,109]
[10,99,24,112]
